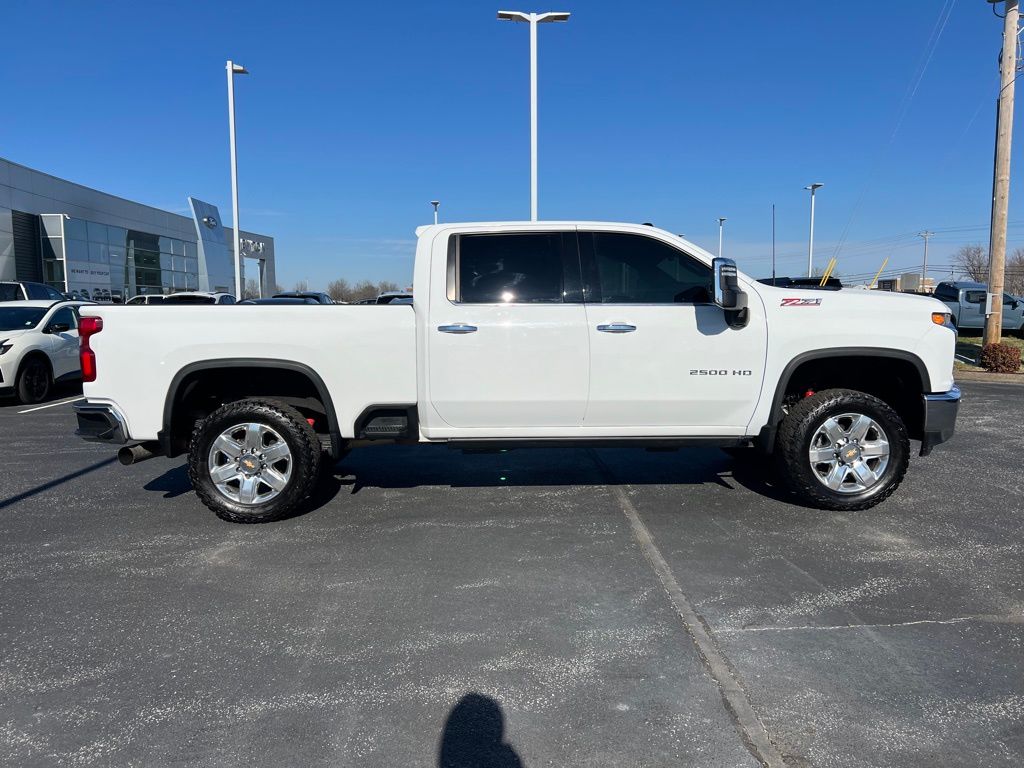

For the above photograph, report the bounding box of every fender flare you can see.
[757,347,931,451]
[159,358,341,457]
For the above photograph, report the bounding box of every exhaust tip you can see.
[118,442,159,466]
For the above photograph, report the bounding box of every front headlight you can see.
[0,339,12,355]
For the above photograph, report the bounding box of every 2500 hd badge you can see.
[689,369,754,376]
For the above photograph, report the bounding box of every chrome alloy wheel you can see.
[207,423,293,505]
[808,412,890,494]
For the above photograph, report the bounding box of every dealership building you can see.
[0,157,275,302]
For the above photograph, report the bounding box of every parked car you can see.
[272,291,335,304]
[163,292,236,305]
[0,300,90,403]
[933,281,1024,334]
[376,291,413,304]
[240,297,320,305]
[126,295,166,305]
[73,221,959,523]
[0,281,66,302]
[352,298,377,305]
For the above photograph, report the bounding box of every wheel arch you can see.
[760,347,931,450]
[160,358,341,458]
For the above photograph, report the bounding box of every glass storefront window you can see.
[109,248,126,266]
[184,241,197,260]
[65,239,88,262]
[88,242,108,263]
[87,220,109,244]
[108,226,127,248]
[64,218,88,241]
[159,253,172,271]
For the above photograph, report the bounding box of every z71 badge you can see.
[781,297,822,307]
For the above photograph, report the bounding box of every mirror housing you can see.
[712,257,747,311]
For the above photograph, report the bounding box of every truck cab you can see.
[933,280,1024,332]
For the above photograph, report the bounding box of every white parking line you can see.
[17,396,85,414]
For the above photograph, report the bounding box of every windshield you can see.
[0,307,46,331]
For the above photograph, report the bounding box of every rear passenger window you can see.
[450,233,580,304]
[583,232,712,304]
[965,290,986,304]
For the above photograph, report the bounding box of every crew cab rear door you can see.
[579,228,766,432]
[425,228,589,431]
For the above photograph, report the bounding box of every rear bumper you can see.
[74,402,129,444]
[920,385,960,457]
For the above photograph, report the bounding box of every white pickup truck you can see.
[73,221,960,523]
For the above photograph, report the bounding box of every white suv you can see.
[0,300,89,404]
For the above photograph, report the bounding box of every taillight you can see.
[79,316,103,383]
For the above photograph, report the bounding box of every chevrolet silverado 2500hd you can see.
[73,222,960,522]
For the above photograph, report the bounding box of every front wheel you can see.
[16,357,52,404]
[775,388,909,511]
[188,399,322,523]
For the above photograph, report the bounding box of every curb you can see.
[956,370,1024,385]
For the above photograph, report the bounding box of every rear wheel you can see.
[775,388,909,510]
[16,357,52,404]
[188,399,321,523]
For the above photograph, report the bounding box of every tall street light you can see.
[805,182,824,277]
[497,10,570,222]
[226,60,249,299]
[918,230,933,290]
[430,200,441,225]
[717,217,727,258]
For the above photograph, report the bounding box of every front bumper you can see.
[920,384,960,457]
[74,402,129,444]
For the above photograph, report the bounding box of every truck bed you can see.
[80,305,417,441]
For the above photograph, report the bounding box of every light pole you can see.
[226,60,249,299]
[497,10,570,222]
[717,217,727,258]
[805,182,824,277]
[918,230,933,291]
[430,200,441,225]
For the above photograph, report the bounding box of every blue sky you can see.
[0,0,1016,288]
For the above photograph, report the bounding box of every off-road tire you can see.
[775,388,909,511]
[188,398,321,523]
[16,356,52,404]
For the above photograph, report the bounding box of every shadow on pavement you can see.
[138,446,798,521]
[0,456,117,510]
[438,693,523,768]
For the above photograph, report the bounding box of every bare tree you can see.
[1006,248,1024,296]
[293,279,309,292]
[242,278,260,300]
[377,280,400,294]
[327,278,351,302]
[351,280,378,302]
[273,283,285,294]
[953,245,987,282]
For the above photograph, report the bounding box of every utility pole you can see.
[918,230,933,291]
[985,0,1019,345]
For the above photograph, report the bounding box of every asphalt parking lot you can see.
[1,381,1021,767]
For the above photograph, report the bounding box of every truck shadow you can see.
[319,445,790,505]
[142,446,792,520]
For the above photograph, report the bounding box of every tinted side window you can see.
[27,283,47,299]
[50,307,77,329]
[219,295,235,304]
[965,290,986,304]
[45,286,64,300]
[933,285,958,301]
[0,284,20,301]
[453,233,579,304]
[584,232,712,304]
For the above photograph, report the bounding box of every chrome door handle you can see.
[438,323,478,334]
[596,323,637,333]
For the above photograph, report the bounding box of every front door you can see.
[579,229,766,432]
[427,230,589,430]
[46,306,80,379]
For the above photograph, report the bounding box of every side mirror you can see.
[712,257,748,311]
[45,322,71,334]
